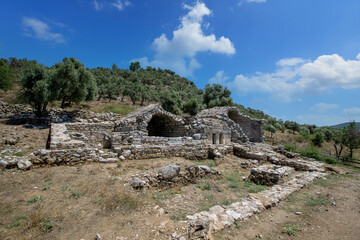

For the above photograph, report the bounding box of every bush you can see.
[312,131,324,147]
[182,98,199,116]
[299,146,337,165]
[284,144,297,152]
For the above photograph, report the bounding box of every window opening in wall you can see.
[219,133,223,144]
[212,133,217,144]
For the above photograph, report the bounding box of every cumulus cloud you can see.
[310,103,340,113]
[227,53,360,102]
[136,2,235,76]
[209,71,229,84]
[22,17,65,44]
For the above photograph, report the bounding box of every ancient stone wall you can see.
[65,122,115,147]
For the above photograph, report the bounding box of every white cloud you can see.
[343,107,360,115]
[209,71,229,84]
[276,58,306,67]
[93,0,104,10]
[136,2,235,76]
[111,0,131,11]
[22,17,65,44]
[228,53,360,102]
[310,103,340,113]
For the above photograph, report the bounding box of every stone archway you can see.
[146,113,185,137]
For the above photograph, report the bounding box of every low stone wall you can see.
[248,164,294,186]
[186,171,326,239]
[113,145,211,160]
[65,122,115,147]
[128,165,219,189]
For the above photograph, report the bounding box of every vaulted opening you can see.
[147,114,185,137]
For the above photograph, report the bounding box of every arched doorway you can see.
[147,114,185,137]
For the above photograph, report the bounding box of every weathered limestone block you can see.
[17,159,32,170]
[158,164,180,180]
[248,164,294,186]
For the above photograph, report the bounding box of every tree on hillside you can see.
[312,131,325,147]
[161,90,183,115]
[183,98,199,116]
[17,64,53,117]
[344,121,360,159]
[52,57,97,108]
[0,60,15,91]
[129,62,140,71]
[284,121,300,134]
[333,129,346,160]
[203,84,233,108]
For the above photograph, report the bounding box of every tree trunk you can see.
[60,97,66,108]
[97,95,102,101]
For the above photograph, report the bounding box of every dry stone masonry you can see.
[248,164,294,186]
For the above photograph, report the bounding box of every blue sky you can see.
[1,0,359,126]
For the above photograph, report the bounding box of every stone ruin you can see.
[128,164,220,190]
[44,104,264,164]
[0,101,339,240]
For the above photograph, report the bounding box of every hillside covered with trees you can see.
[1,57,359,161]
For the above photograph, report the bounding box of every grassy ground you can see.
[0,155,272,240]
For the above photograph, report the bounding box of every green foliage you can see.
[129,61,140,71]
[70,190,83,199]
[8,215,27,229]
[14,152,25,156]
[17,63,52,117]
[197,181,211,191]
[0,61,15,91]
[52,57,97,108]
[102,104,135,115]
[182,98,200,116]
[161,90,183,115]
[299,146,337,164]
[305,194,330,206]
[283,223,300,236]
[203,84,233,108]
[243,181,267,193]
[344,121,360,158]
[284,121,300,133]
[284,144,297,152]
[311,131,325,147]
[323,128,334,141]
[40,218,54,232]
[26,195,44,205]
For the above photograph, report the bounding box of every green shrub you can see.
[312,132,325,147]
[299,146,337,164]
[284,144,297,152]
